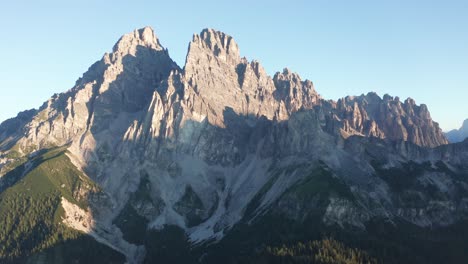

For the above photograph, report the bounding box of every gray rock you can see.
[445,119,468,143]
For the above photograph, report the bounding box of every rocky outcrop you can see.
[445,119,468,143]
[273,68,320,112]
[322,93,448,147]
[185,29,283,125]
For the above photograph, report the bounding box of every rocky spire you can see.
[273,68,319,112]
[112,26,164,55]
[181,29,280,125]
[185,28,240,69]
[333,93,448,147]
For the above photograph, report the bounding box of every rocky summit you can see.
[0,27,467,264]
[445,118,468,143]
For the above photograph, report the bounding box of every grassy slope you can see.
[0,147,125,263]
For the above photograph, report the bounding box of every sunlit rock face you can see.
[1,26,464,264]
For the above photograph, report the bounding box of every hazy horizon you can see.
[1,1,467,131]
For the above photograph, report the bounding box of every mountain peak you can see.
[186,28,240,67]
[463,118,468,129]
[274,68,302,80]
[459,119,468,135]
[446,118,468,143]
[112,26,163,55]
[197,28,238,54]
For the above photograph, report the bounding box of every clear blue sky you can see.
[1,0,467,131]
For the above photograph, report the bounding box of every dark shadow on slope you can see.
[0,146,128,263]
[344,134,468,170]
[17,235,126,264]
[194,212,468,264]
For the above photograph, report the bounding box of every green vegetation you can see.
[142,218,378,264]
[371,159,468,206]
[24,235,125,264]
[0,147,124,263]
[371,160,463,193]
[4,149,23,160]
[192,211,468,264]
[0,160,27,193]
[0,151,27,179]
[371,160,428,192]
[286,165,354,201]
[264,238,377,264]
[191,209,383,264]
[361,218,468,264]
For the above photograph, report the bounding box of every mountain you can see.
[0,27,466,264]
[445,119,468,143]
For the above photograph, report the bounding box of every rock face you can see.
[446,119,468,143]
[0,27,446,157]
[326,93,448,147]
[0,27,465,264]
[0,27,178,154]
